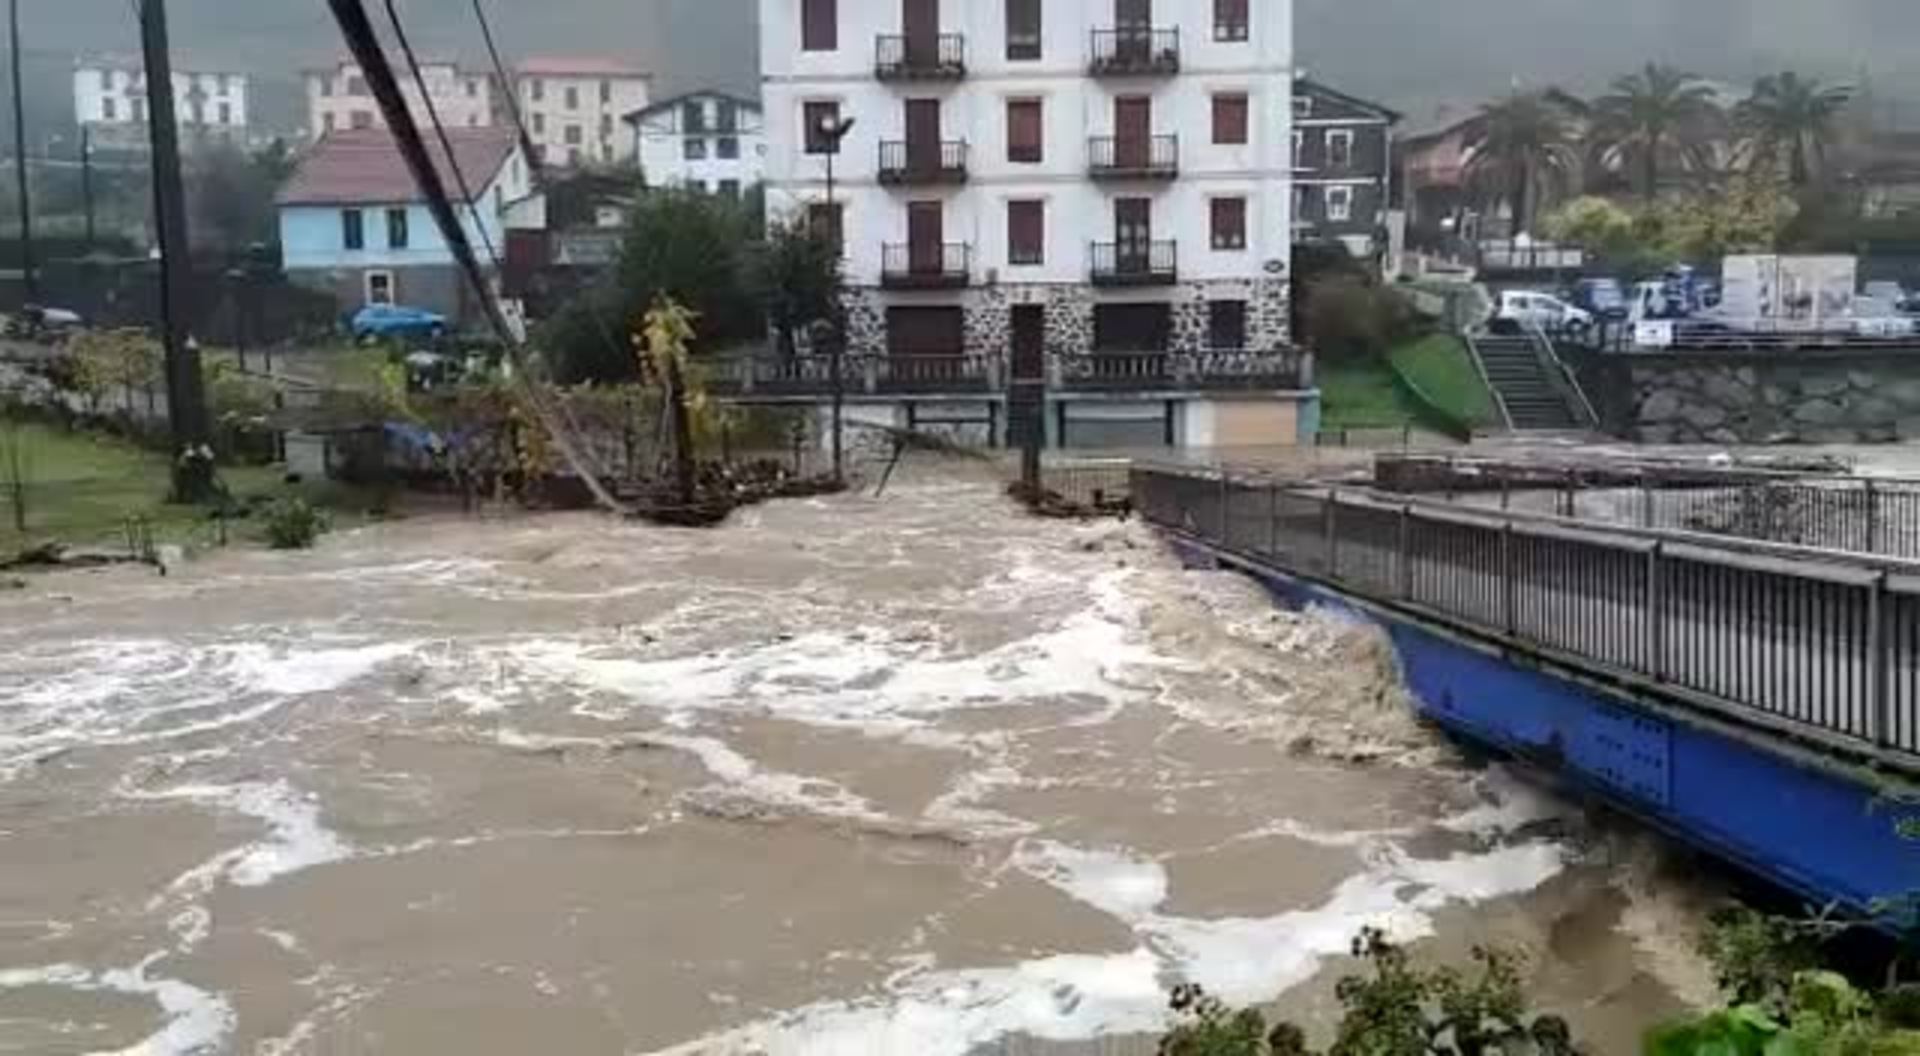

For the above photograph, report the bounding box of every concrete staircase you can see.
[1471,333,1582,431]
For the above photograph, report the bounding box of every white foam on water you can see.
[660,804,1569,1056]
[135,781,352,891]
[647,947,1168,1056]
[0,956,236,1056]
[0,636,417,777]
[490,727,892,825]
[221,641,417,696]
[504,567,1165,740]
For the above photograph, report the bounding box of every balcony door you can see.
[1114,197,1151,272]
[908,201,944,274]
[1115,96,1151,169]
[1115,0,1151,59]
[904,0,939,66]
[905,98,941,174]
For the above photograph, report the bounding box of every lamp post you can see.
[817,113,855,485]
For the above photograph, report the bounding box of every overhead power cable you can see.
[324,0,627,514]
[468,0,542,181]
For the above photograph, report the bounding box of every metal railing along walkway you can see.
[1134,462,1920,772]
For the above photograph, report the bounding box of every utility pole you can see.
[9,0,36,303]
[140,0,214,502]
[80,125,95,249]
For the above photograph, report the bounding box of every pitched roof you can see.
[277,127,518,206]
[516,55,651,78]
[623,89,762,123]
[1293,77,1403,123]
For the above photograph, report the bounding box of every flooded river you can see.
[0,473,1719,1054]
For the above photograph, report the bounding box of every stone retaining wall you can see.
[1620,350,1920,445]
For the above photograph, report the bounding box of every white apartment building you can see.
[629,91,766,195]
[74,56,250,149]
[305,58,495,141]
[760,0,1305,448]
[516,57,652,167]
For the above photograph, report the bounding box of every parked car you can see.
[1567,278,1629,321]
[1489,290,1594,334]
[351,303,447,344]
[1864,280,1909,306]
[4,304,85,343]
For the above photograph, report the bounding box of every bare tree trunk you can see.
[665,356,696,509]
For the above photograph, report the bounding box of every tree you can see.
[1738,72,1855,188]
[1464,91,1585,234]
[1589,64,1723,199]
[0,417,30,534]
[187,138,297,251]
[637,296,701,507]
[750,212,842,359]
[541,189,762,384]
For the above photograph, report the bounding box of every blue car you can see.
[351,303,448,344]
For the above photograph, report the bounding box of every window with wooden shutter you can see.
[1005,0,1042,59]
[803,100,841,154]
[1210,197,1247,250]
[1007,99,1043,163]
[801,0,838,51]
[1212,93,1248,145]
[1008,200,1045,265]
[1213,0,1249,41]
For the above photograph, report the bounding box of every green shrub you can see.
[262,498,329,550]
[1304,277,1421,364]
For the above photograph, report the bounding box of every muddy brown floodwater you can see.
[0,470,1723,1055]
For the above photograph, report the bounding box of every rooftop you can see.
[515,55,651,78]
[277,127,519,206]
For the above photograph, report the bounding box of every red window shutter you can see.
[1212,94,1249,145]
[1007,100,1043,163]
[802,0,838,51]
[1008,200,1044,264]
[1210,197,1247,250]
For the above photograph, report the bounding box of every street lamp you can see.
[816,113,855,485]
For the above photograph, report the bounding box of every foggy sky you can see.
[10,0,1920,131]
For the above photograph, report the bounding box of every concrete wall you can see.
[1606,349,1920,445]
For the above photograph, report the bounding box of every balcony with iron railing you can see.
[877,139,969,185]
[1088,27,1180,76]
[875,34,968,81]
[1087,134,1179,180]
[703,353,999,398]
[881,242,973,289]
[1058,348,1312,392]
[1089,240,1177,286]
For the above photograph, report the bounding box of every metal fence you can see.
[1441,470,1920,561]
[1135,462,1920,769]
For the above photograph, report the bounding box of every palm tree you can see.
[1737,72,1854,187]
[1464,91,1584,235]
[1590,63,1723,199]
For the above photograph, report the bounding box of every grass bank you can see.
[1318,334,1496,435]
[0,419,366,554]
